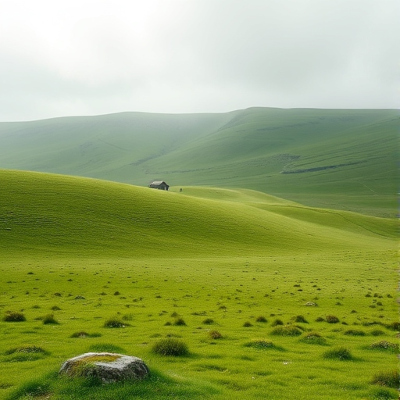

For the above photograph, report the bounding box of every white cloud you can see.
[0,0,398,121]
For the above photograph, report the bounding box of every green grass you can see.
[0,169,397,399]
[0,108,397,216]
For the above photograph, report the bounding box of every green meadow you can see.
[0,169,397,399]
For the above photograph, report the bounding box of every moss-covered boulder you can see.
[59,352,149,383]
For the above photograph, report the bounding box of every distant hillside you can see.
[0,170,394,258]
[0,108,397,216]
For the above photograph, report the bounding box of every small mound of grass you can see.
[300,332,327,345]
[88,343,126,353]
[103,318,126,328]
[271,318,284,326]
[5,345,47,355]
[152,338,189,356]
[293,315,308,323]
[344,329,366,336]
[173,318,187,326]
[369,387,398,400]
[255,316,267,323]
[370,329,385,336]
[3,311,26,322]
[368,341,399,352]
[371,370,399,388]
[271,325,302,336]
[323,347,353,361]
[42,314,59,325]
[244,339,282,350]
[385,321,400,331]
[208,330,223,340]
[202,318,215,325]
[7,379,51,399]
[243,321,253,327]
[70,331,101,338]
[325,315,340,324]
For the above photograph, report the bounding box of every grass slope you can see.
[0,170,397,399]
[0,108,397,216]
[0,170,395,259]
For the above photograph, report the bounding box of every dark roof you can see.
[150,180,166,185]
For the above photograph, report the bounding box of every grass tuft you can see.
[208,330,223,340]
[103,318,126,328]
[371,370,399,388]
[152,338,189,356]
[323,347,353,361]
[3,311,26,322]
[271,325,302,336]
[42,314,59,325]
[244,339,283,350]
[299,332,327,345]
[325,315,340,324]
[344,329,366,336]
[368,341,399,352]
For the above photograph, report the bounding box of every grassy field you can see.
[0,170,398,399]
[0,108,397,216]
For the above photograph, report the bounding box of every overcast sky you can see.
[0,0,398,121]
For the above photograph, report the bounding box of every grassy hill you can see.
[0,170,395,259]
[0,170,397,400]
[0,108,397,216]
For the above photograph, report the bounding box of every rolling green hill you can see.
[0,108,397,216]
[0,170,395,259]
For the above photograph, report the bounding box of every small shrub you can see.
[152,338,189,356]
[271,318,284,326]
[208,330,223,340]
[293,315,308,323]
[344,329,366,336]
[103,318,126,328]
[326,315,340,324]
[371,370,399,388]
[256,316,267,323]
[51,306,61,311]
[315,317,325,322]
[271,325,302,337]
[243,321,253,327]
[173,318,187,326]
[202,318,215,325]
[3,311,26,322]
[323,347,353,360]
[42,314,59,325]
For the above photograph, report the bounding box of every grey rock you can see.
[59,352,149,383]
[305,302,318,306]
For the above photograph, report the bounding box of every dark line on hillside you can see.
[281,161,364,174]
